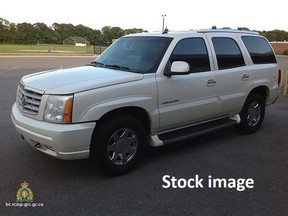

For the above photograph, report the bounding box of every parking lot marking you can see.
[0,66,17,76]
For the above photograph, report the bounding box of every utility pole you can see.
[161,14,166,32]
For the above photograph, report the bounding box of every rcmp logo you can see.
[16,182,33,203]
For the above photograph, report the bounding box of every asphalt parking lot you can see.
[0,55,288,215]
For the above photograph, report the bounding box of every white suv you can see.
[11,29,280,176]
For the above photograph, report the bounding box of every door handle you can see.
[242,74,250,81]
[206,79,216,87]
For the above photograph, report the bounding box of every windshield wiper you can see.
[105,64,131,71]
[88,62,141,73]
[87,61,105,67]
[105,64,137,72]
[88,62,129,71]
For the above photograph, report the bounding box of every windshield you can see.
[94,36,173,73]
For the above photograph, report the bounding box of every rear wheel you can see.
[236,94,265,134]
[90,115,147,176]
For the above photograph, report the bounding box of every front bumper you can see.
[11,103,95,160]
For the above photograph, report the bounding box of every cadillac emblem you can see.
[19,94,27,106]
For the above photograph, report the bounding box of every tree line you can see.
[259,29,288,42]
[0,18,147,45]
[1,18,288,45]
[215,26,288,42]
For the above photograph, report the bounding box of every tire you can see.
[90,115,147,176]
[236,94,265,134]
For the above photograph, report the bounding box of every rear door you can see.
[205,34,253,116]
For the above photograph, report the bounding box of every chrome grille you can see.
[17,83,42,115]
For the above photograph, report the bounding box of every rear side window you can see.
[212,37,245,70]
[170,38,211,73]
[242,36,277,64]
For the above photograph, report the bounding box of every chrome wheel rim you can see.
[107,128,138,165]
[247,102,261,127]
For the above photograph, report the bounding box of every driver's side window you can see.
[170,38,211,73]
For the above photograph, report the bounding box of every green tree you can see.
[34,22,56,44]
[101,26,113,44]
[0,18,9,42]
[124,28,147,35]
[90,29,103,46]
[237,27,250,31]
[259,30,288,42]
[7,22,17,43]
[0,17,150,45]
[74,24,95,42]
[101,26,125,44]
[16,22,38,44]
[52,23,76,44]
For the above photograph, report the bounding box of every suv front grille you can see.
[17,83,42,115]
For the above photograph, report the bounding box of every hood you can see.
[21,66,144,94]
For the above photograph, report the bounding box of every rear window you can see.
[212,37,245,70]
[242,36,277,64]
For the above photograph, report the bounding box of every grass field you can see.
[0,44,107,54]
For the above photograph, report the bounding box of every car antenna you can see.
[162,27,169,34]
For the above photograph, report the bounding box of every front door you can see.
[157,36,218,132]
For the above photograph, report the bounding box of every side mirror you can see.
[165,61,190,76]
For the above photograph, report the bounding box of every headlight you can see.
[44,95,73,123]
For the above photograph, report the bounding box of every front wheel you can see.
[90,115,147,176]
[236,94,265,134]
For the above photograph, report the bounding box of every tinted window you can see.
[242,36,277,64]
[96,36,173,73]
[212,37,245,70]
[170,38,210,73]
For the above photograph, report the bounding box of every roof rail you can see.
[198,29,259,35]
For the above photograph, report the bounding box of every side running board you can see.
[158,115,240,145]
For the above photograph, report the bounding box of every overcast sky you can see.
[1,0,288,31]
